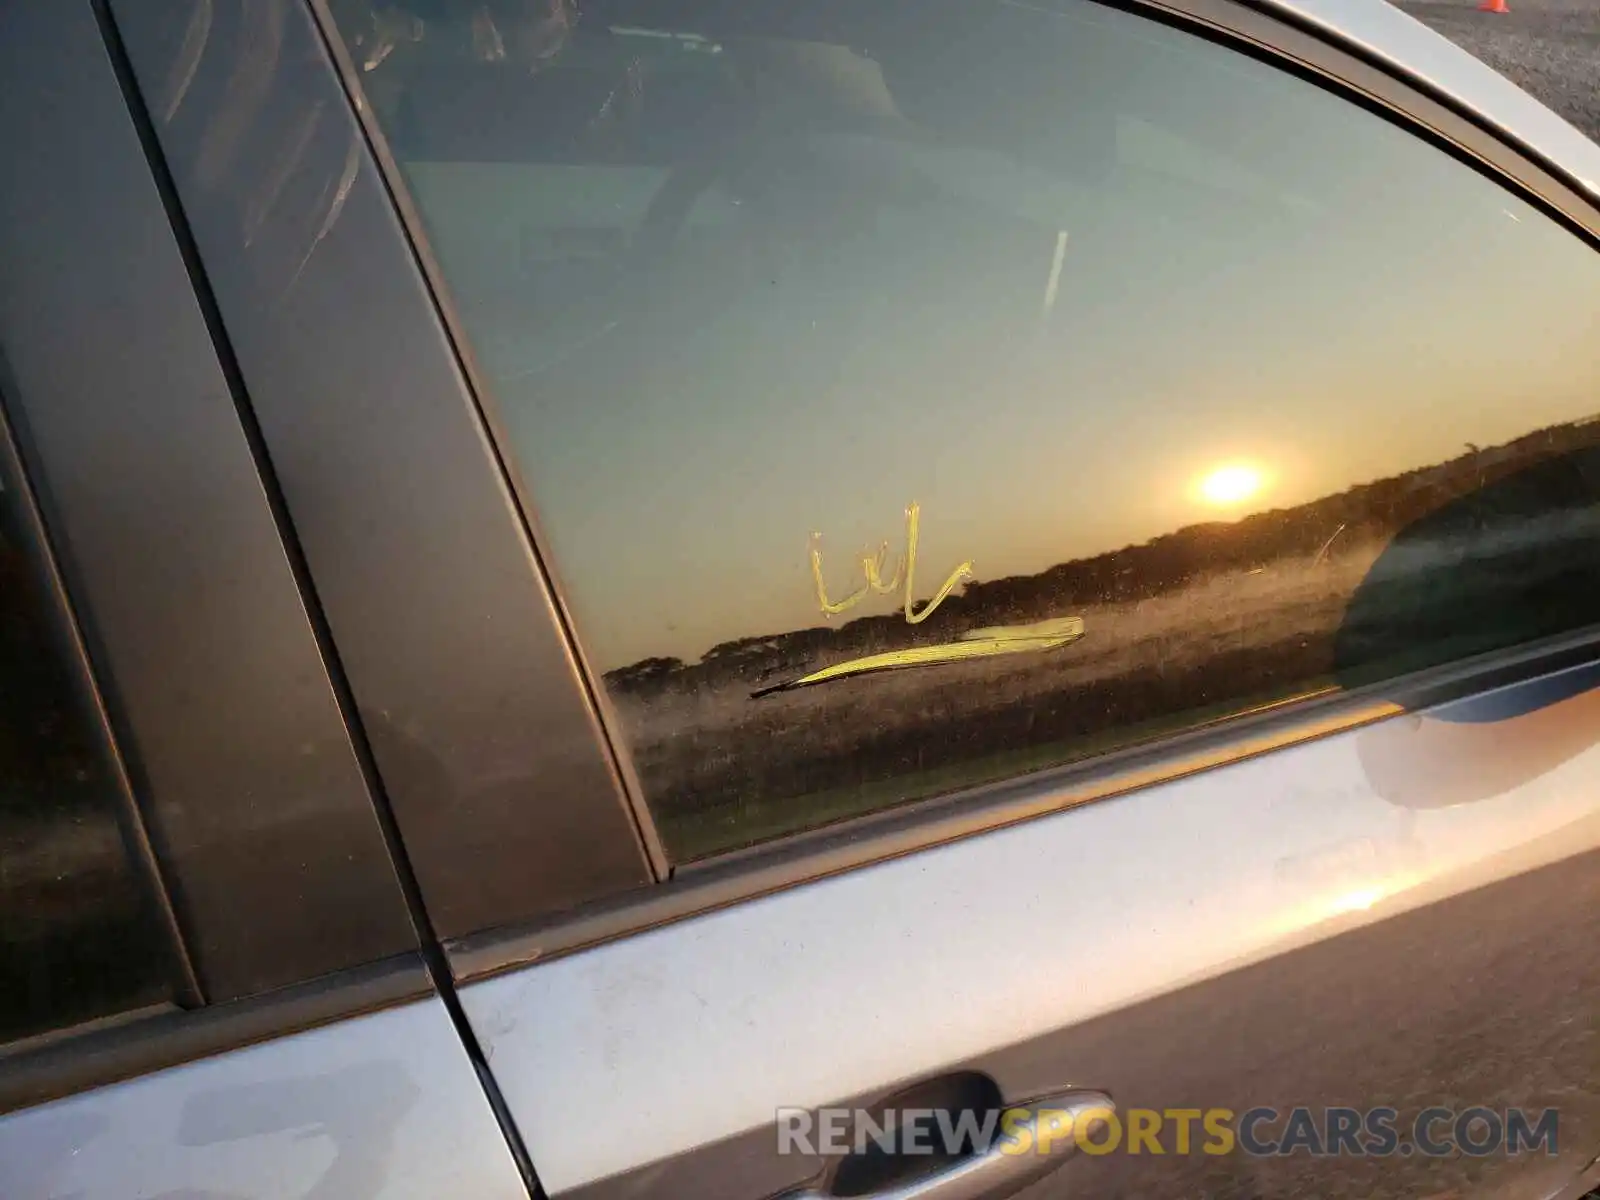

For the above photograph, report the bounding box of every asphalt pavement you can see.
[1392,0,1600,145]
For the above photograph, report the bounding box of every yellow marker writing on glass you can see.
[761,500,1085,698]
[810,502,972,623]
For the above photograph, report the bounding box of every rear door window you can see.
[326,0,1600,862]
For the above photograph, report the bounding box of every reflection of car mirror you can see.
[1356,679,1600,811]
[1335,443,1600,694]
[1337,445,1600,809]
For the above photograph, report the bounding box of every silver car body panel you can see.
[463,662,1600,1195]
[0,997,528,1200]
[1261,0,1600,191]
[4,4,1599,1200]
[456,13,1600,1196]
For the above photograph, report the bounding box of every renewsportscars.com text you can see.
[776,1105,1559,1159]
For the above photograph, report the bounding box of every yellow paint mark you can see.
[755,617,1085,696]
[809,501,972,623]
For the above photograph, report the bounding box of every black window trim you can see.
[0,0,441,1106]
[294,0,1600,982]
[4,0,423,1002]
[105,0,662,954]
[306,2,672,886]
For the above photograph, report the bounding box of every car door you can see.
[96,1,1600,1199]
[0,5,528,1198]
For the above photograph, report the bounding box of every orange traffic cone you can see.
[1479,0,1509,11]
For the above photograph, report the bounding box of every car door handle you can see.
[782,1089,1114,1200]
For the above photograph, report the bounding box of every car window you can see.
[327,0,1600,862]
[0,426,176,1044]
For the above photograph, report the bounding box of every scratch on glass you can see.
[1040,229,1068,320]
[196,0,285,191]
[362,8,424,73]
[161,0,213,123]
[287,133,361,292]
[471,8,506,60]
[246,101,324,247]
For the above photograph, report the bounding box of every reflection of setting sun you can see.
[1196,462,1266,508]
[1327,886,1385,916]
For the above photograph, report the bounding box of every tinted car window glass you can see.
[0,431,175,1043]
[327,0,1600,861]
